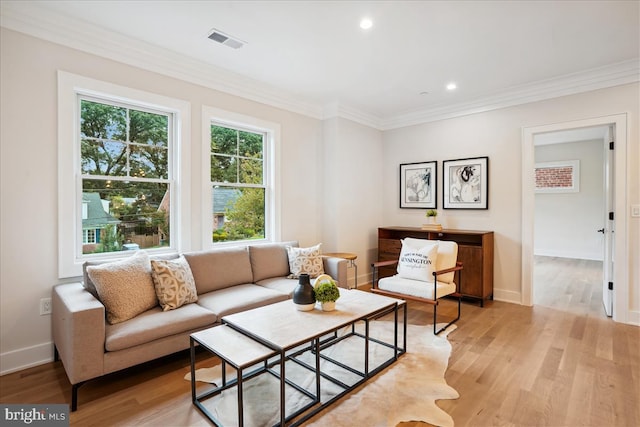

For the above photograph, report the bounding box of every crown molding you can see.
[2,4,638,131]
[381,59,640,130]
[322,102,382,129]
[0,4,325,120]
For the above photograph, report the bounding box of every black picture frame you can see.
[443,156,489,209]
[399,161,437,209]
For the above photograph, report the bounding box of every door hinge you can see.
[608,282,613,290]
[609,141,614,150]
[609,212,614,221]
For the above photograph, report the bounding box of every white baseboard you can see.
[626,309,640,326]
[493,288,523,305]
[0,341,54,376]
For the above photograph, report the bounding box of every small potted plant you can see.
[425,209,438,224]
[314,279,340,311]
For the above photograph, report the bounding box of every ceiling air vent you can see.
[207,28,246,49]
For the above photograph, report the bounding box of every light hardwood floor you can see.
[1,268,638,426]
[533,256,608,319]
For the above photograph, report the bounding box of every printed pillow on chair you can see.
[397,239,439,282]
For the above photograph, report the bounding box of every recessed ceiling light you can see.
[360,18,373,30]
[446,82,457,91]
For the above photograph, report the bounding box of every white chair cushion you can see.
[378,275,456,300]
[397,239,439,282]
[403,238,458,284]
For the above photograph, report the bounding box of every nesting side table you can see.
[190,325,277,427]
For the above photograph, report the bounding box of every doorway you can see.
[521,114,629,324]
[531,128,609,318]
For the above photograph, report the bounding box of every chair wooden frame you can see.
[371,260,463,335]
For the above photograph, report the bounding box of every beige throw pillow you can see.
[150,256,198,311]
[86,251,158,324]
[287,243,324,278]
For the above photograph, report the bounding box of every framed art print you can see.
[400,161,437,209]
[443,156,489,209]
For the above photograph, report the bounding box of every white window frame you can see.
[201,106,281,248]
[58,71,191,278]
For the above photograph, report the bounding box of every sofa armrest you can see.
[52,283,106,385]
[322,256,348,289]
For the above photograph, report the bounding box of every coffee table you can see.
[194,289,406,426]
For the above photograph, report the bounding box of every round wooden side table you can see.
[324,252,358,289]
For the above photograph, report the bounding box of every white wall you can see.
[534,140,605,260]
[0,28,328,374]
[382,84,639,313]
[322,117,383,285]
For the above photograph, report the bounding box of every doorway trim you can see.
[521,114,629,323]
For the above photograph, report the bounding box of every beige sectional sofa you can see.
[52,241,347,411]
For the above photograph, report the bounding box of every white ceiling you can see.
[1,1,639,128]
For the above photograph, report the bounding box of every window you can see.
[83,229,96,244]
[79,98,172,254]
[202,106,280,247]
[210,124,265,242]
[58,72,191,278]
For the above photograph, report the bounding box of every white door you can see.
[602,125,615,317]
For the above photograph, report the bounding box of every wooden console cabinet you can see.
[377,226,494,306]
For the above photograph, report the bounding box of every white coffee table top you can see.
[191,324,277,368]
[222,289,404,350]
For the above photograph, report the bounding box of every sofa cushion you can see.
[378,275,456,300]
[105,303,216,352]
[397,239,439,282]
[83,252,179,300]
[150,256,198,311]
[249,241,298,282]
[86,251,158,324]
[286,243,325,278]
[255,277,298,297]
[197,284,289,319]
[184,247,253,294]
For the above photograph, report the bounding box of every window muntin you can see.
[79,98,172,255]
[210,124,267,243]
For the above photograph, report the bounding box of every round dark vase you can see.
[293,274,316,311]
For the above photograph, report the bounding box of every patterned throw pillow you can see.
[397,239,439,282]
[286,243,325,278]
[87,251,158,324]
[150,256,198,311]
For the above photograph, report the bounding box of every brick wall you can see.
[535,166,574,189]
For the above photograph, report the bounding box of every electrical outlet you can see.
[40,297,52,315]
[632,205,640,218]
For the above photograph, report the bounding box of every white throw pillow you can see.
[286,243,325,278]
[397,239,439,282]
